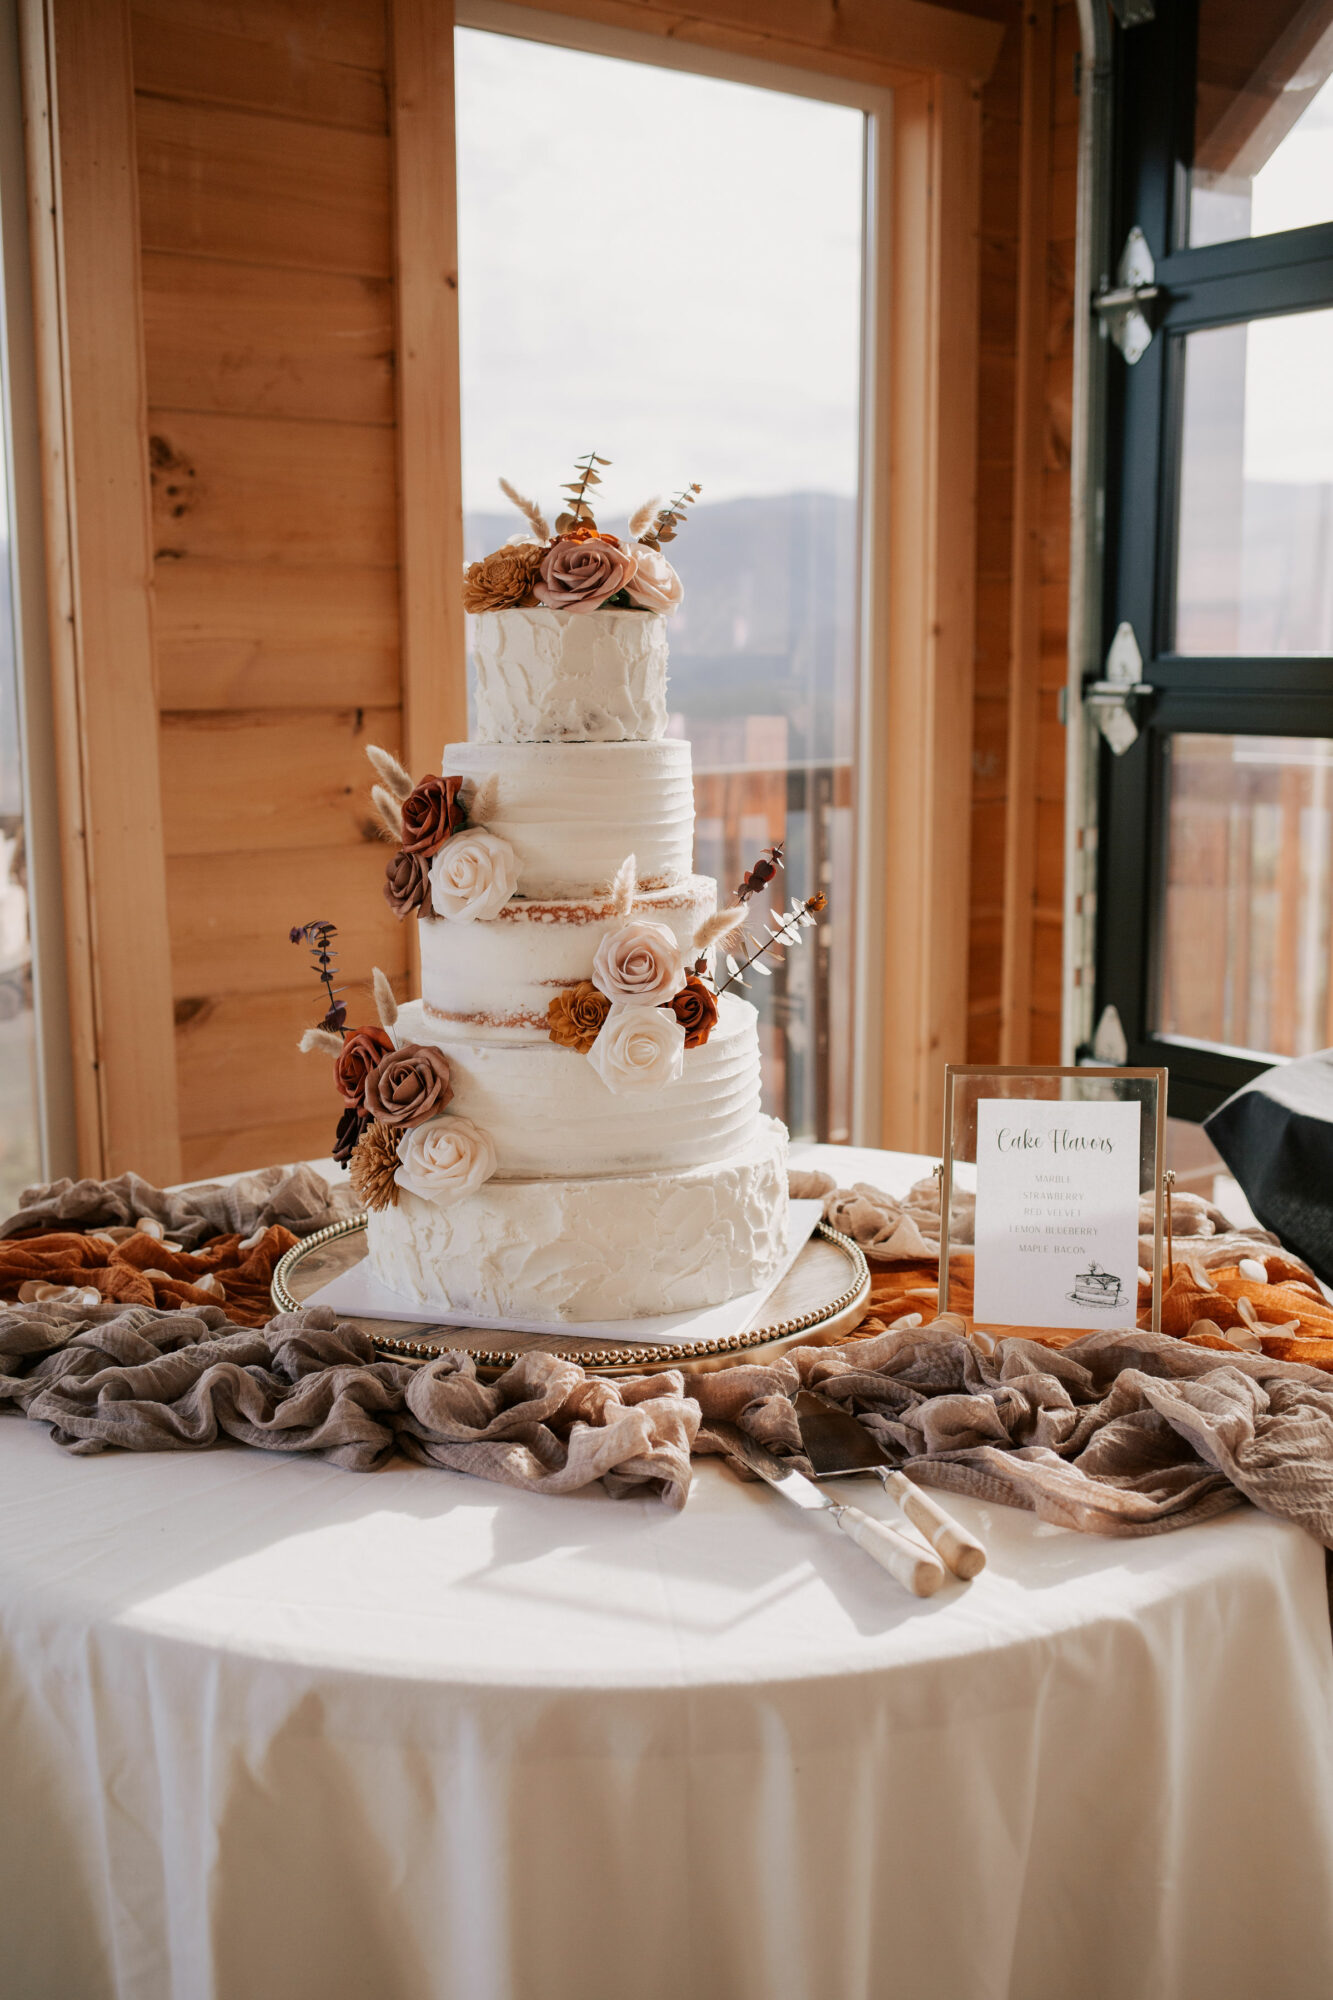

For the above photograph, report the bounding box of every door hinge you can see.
[1093,227,1161,363]
[1084,622,1154,754]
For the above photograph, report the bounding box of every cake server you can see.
[794,1393,987,1579]
[710,1421,945,1597]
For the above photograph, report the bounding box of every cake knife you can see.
[794,1392,987,1580]
[709,1421,946,1597]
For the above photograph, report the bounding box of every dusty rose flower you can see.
[401,775,467,858]
[547,981,611,1053]
[664,974,719,1049]
[364,1042,454,1127]
[462,542,545,614]
[592,919,686,1007]
[587,1004,686,1095]
[383,847,434,920]
[395,1114,497,1203]
[334,1025,394,1107]
[429,829,518,922]
[626,543,683,615]
[533,533,638,613]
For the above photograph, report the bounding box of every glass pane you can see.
[1156,734,1333,1059]
[0,389,39,1209]
[1190,3,1333,247]
[1174,312,1333,656]
[455,29,863,1140]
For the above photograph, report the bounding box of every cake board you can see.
[272,1217,871,1377]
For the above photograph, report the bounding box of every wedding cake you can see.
[296,458,822,1324]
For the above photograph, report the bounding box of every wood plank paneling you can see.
[160,707,400,854]
[168,844,408,999]
[132,0,388,130]
[176,978,402,1139]
[21,0,182,1180]
[154,560,399,710]
[137,95,392,275]
[142,254,395,425]
[181,1117,341,1181]
[391,0,467,778]
[148,410,397,566]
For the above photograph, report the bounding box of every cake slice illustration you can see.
[1067,1261,1125,1310]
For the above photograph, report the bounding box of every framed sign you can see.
[940,1066,1168,1338]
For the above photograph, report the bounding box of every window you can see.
[0,351,38,1209]
[454,25,865,1140]
[1095,0,1333,1119]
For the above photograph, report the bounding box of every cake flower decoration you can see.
[625,541,683,615]
[547,981,612,1054]
[592,919,686,1008]
[663,974,719,1049]
[533,533,638,614]
[430,827,518,922]
[401,774,467,858]
[587,1003,686,1095]
[364,1042,454,1127]
[395,1114,498,1204]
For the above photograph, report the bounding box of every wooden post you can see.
[19,0,181,1181]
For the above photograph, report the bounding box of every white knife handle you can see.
[882,1470,987,1579]
[831,1504,946,1597]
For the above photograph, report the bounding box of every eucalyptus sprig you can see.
[640,482,702,550]
[290,919,346,1035]
[715,894,826,996]
[554,450,609,534]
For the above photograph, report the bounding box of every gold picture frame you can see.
[939,1064,1168,1339]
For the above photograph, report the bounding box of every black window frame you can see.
[1095,0,1333,1122]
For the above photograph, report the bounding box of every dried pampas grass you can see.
[468,774,499,827]
[372,966,399,1035]
[366,743,413,801]
[371,784,404,842]
[499,477,551,544]
[299,1027,344,1057]
[693,905,746,953]
[611,853,637,918]
[628,495,662,540]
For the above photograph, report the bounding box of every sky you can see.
[453,27,865,523]
[1244,75,1333,487]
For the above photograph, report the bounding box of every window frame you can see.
[1095,0,1333,1120]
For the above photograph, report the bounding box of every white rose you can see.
[587,1005,686,1094]
[626,543,684,615]
[394,1114,497,1203]
[430,829,517,922]
[591,918,685,1006]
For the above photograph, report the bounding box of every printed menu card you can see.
[971,1097,1142,1330]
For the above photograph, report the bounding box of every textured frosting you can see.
[366,1116,789,1321]
[472,606,669,743]
[420,876,715,1037]
[443,739,694,896]
[394,992,761,1175]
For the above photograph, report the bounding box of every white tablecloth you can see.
[4,1149,1333,2000]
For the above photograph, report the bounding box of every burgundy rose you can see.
[384,847,434,920]
[332,1104,370,1166]
[334,1025,394,1107]
[401,775,467,858]
[533,534,638,613]
[363,1041,454,1128]
[664,974,719,1050]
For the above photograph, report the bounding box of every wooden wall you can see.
[131,0,409,1176]
[965,0,1076,1065]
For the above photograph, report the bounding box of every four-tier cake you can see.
[299,463,806,1325]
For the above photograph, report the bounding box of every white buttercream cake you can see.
[359,578,790,1322]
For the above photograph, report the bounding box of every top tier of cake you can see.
[473,606,668,744]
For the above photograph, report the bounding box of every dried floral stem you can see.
[693,905,746,954]
[290,921,346,1035]
[715,897,825,997]
[372,966,399,1040]
[371,784,404,843]
[298,1027,344,1057]
[610,853,637,919]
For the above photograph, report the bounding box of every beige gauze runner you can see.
[5,1295,1333,1541]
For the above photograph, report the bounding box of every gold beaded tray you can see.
[272,1216,871,1376]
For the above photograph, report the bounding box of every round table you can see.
[3,1406,1333,2000]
